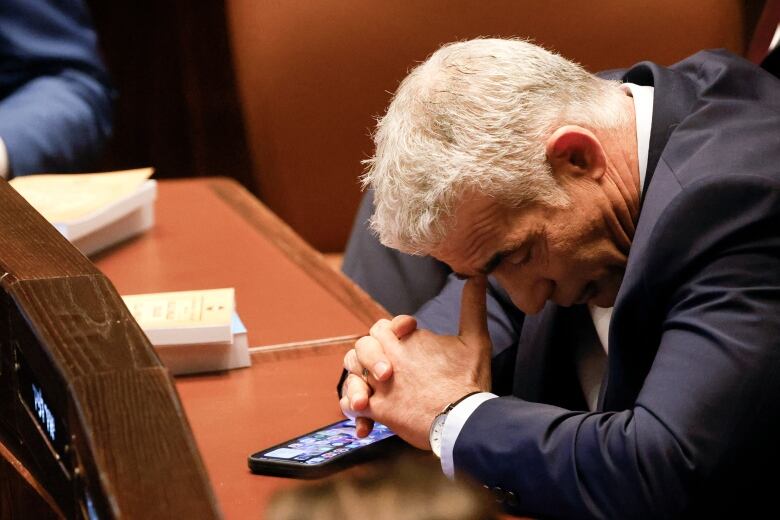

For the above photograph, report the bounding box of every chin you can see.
[510,295,546,315]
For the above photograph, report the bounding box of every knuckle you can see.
[343,350,354,370]
[345,374,360,391]
[355,337,379,359]
[355,335,372,351]
[370,319,390,336]
[352,351,364,373]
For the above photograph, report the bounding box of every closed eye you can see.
[507,244,533,267]
[478,241,533,276]
[477,252,507,276]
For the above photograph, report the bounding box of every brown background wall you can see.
[86,0,765,252]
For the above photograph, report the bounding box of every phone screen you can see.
[256,419,393,465]
[249,419,398,477]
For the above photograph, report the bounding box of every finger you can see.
[345,374,371,411]
[355,334,392,381]
[343,348,364,376]
[340,395,356,419]
[341,372,349,396]
[390,314,417,338]
[458,276,490,345]
[355,417,375,438]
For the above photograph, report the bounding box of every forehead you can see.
[430,192,512,273]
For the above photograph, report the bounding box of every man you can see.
[0,0,113,178]
[339,39,780,518]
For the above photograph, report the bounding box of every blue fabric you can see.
[0,0,113,175]
[342,188,453,316]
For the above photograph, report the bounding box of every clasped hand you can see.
[340,276,493,450]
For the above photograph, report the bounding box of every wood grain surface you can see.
[0,179,220,518]
[209,177,389,326]
[0,177,391,517]
[0,439,64,520]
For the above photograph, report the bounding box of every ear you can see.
[545,125,607,181]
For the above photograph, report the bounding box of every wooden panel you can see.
[227,0,749,251]
[0,439,63,520]
[71,368,215,517]
[0,179,220,518]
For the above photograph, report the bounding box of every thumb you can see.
[458,276,489,345]
[390,314,417,338]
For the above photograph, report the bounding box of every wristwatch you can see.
[429,391,482,458]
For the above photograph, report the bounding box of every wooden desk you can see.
[94,178,387,518]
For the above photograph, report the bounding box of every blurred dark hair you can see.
[265,455,498,520]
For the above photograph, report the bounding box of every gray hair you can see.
[362,38,629,254]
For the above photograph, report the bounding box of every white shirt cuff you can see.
[440,392,498,478]
[0,138,8,179]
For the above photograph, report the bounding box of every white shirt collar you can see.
[588,84,654,355]
[622,83,654,197]
[0,138,8,179]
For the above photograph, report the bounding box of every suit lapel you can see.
[513,303,589,410]
[600,61,694,410]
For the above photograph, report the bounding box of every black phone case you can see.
[247,420,404,479]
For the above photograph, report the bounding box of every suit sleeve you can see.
[453,175,780,519]
[0,0,113,175]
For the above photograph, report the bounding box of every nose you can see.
[493,271,554,315]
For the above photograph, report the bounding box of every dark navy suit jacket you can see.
[0,0,112,176]
[343,50,780,518]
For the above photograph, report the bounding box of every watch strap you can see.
[439,390,483,415]
[430,391,482,437]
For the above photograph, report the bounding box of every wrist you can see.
[428,390,482,457]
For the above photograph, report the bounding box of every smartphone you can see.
[248,419,401,478]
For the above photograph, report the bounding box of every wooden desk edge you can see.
[248,334,360,355]
[203,177,390,328]
[0,439,65,518]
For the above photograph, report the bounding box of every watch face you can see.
[430,413,447,458]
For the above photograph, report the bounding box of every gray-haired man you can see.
[340,39,780,518]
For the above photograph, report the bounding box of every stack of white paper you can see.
[121,288,251,375]
[9,168,157,256]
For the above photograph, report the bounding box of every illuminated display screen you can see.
[85,490,100,520]
[257,419,394,464]
[16,351,68,459]
[32,383,57,441]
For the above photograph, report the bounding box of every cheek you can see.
[544,237,590,279]
[549,230,614,275]
[492,268,551,315]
